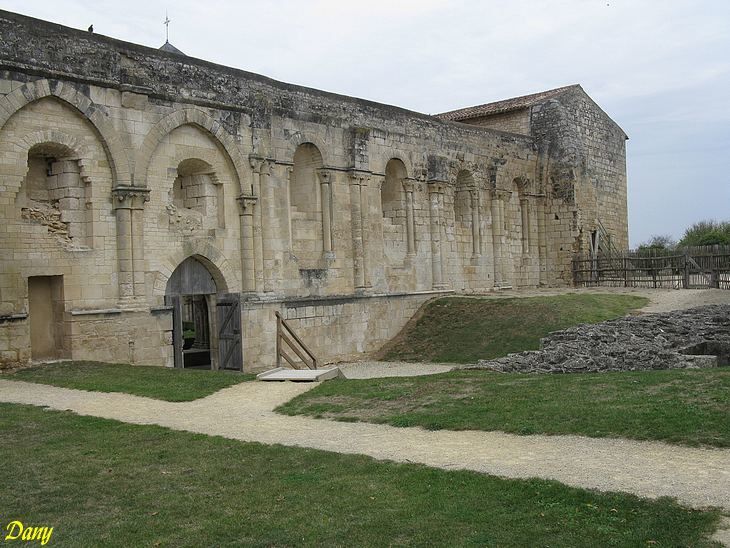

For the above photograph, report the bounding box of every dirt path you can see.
[450,287,730,313]
[2,378,728,513]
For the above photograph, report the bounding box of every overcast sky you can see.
[3,0,729,246]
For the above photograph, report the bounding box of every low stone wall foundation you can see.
[472,305,730,373]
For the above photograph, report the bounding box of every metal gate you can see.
[216,294,242,371]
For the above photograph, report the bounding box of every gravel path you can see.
[2,378,729,514]
[337,361,455,378]
[446,287,730,314]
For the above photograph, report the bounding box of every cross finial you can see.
[164,12,171,43]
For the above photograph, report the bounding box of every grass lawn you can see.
[380,293,649,363]
[278,367,730,448]
[5,361,254,401]
[0,403,722,547]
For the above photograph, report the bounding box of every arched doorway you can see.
[165,256,242,371]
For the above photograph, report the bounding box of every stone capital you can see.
[427,181,446,194]
[237,194,258,215]
[316,168,333,185]
[112,186,150,210]
[514,175,532,194]
[249,155,264,173]
[347,170,371,187]
[401,177,416,193]
[491,189,512,202]
[260,159,273,177]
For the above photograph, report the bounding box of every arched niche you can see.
[289,143,325,267]
[381,158,408,264]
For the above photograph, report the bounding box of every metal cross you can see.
[164,12,171,42]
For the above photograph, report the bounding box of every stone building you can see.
[0,10,629,371]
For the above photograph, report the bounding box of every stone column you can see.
[403,178,417,256]
[348,171,371,291]
[285,166,294,251]
[520,197,530,255]
[536,194,547,285]
[500,190,513,287]
[237,195,258,294]
[469,188,482,257]
[317,169,333,254]
[259,160,275,292]
[112,186,150,306]
[481,188,495,287]
[249,157,265,293]
[490,189,511,288]
[428,183,446,289]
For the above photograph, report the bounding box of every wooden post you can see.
[275,311,282,369]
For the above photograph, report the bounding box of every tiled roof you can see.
[436,84,581,121]
[159,40,185,55]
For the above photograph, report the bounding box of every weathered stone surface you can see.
[0,9,629,370]
[472,305,730,373]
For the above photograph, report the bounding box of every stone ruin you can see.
[471,305,730,373]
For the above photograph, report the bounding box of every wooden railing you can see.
[573,250,730,289]
[275,311,318,370]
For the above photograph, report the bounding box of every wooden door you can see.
[216,294,242,371]
[170,295,184,368]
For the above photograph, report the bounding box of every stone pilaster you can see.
[317,169,334,254]
[402,178,417,256]
[112,185,150,306]
[248,156,266,293]
[349,171,371,291]
[520,197,530,255]
[469,188,482,257]
[259,159,275,292]
[490,189,511,288]
[535,194,548,285]
[428,182,446,289]
[237,195,258,294]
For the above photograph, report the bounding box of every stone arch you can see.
[287,132,331,167]
[167,146,228,187]
[135,108,247,193]
[165,255,224,296]
[381,158,407,213]
[513,175,533,196]
[169,157,226,230]
[8,128,111,249]
[454,170,475,217]
[378,153,412,178]
[152,243,238,298]
[0,79,131,184]
[18,130,93,184]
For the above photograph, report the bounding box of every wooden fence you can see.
[573,246,730,289]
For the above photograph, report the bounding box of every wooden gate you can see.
[170,295,184,368]
[573,247,730,289]
[216,294,242,371]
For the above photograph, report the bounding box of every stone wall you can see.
[462,109,531,135]
[530,88,629,255]
[241,292,439,370]
[0,10,629,370]
[473,305,730,373]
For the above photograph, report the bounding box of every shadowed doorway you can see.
[164,256,242,371]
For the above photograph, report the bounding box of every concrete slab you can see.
[256,367,342,382]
